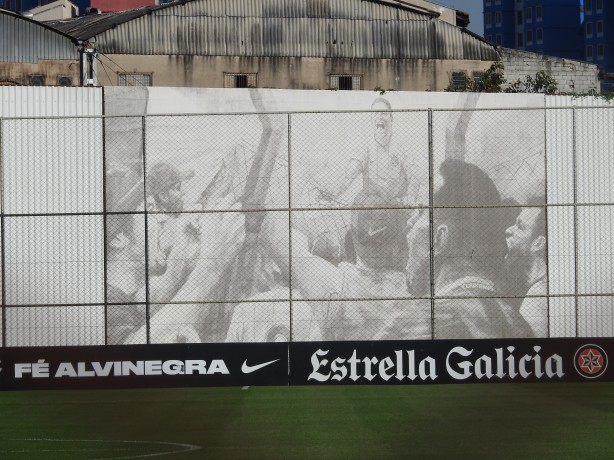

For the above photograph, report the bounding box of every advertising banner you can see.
[1,339,611,390]
[290,338,613,385]
[0,343,288,390]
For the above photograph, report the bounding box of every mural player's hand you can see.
[199,195,245,260]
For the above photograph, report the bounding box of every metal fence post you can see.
[428,109,435,340]
[572,107,579,338]
[102,115,108,346]
[142,116,151,344]
[0,118,5,347]
[543,107,551,338]
[288,112,293,343]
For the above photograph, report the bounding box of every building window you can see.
[450,71,467,91]
[472,71,485,84]
[517,32,523,47]
[586,22,593,38]
[496,34,502,45]
[587,45,593,60]
[330,75,361,90]
[57,76,72,87]
[495,0,501,5]
[29,75,44,86]
[597,44,604,60]
[526,7,532,22]
[526,30,533,44]
[485,13,492,27]
[585,0,592,14]
[536,28,543,44]
[495,12,502,26]
[485,0,491,5]
[517,11,523,25]
[224,73,257,88]
[597,21,603,37]
[118,73,152,87]
[536,6,542,21]
[596,0,603,13]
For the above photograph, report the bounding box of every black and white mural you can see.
[102,89,553,345]
[1,87,612,347]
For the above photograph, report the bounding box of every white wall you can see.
[1,87,613,345]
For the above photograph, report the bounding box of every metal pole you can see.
[142,116,151,344]
[428,109,435,340]
[102,115,108,345]
[543,107,551,338]
[0,119,6,347]
[572,108,579,337]
[287,113,293,343]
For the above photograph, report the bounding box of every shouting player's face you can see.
[371,101,393,147]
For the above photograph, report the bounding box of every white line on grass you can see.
[3,438,201,459]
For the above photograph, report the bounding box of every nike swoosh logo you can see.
[241,359,280,374]
[367,226,387,237]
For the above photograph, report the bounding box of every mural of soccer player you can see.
[401,159,534,339]
[145,162,198,277]
[126,107,287,344]
[106,212,205,345]
[313,97,421,206]
[504,199,548,337]
[253,191,430,342]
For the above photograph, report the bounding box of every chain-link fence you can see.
[1,105,613,346]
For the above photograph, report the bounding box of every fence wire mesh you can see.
[0,106,613,346]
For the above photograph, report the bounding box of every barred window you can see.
[472,71,485,86]
[118,73,152,87]
[450,71,467,91]
[224,73,257,88]
[29,75,44,86]
[330,74,361,90]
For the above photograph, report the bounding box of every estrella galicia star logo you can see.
[574,344,608,379]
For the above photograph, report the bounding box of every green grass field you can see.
[1,383,613,459]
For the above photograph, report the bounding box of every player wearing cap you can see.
[145,162,197,276]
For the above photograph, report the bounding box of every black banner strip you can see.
[1,338,612,390]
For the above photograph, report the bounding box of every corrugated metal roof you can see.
[1,10,78,63]
[45,0,497,60]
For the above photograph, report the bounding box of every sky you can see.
[432,0,484,36]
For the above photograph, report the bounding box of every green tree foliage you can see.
[505,70,558,95]
[446,62,559,95]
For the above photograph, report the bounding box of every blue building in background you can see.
[484,0,614,91]
[583,0,614,88]
[484,0,584,60]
